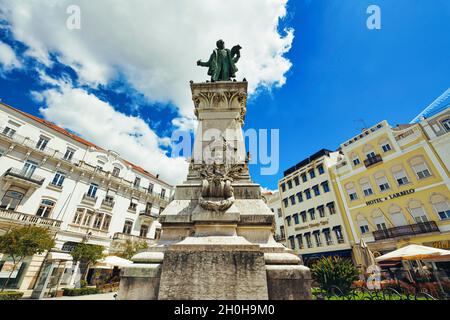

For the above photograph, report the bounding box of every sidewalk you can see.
[42,292,117,300]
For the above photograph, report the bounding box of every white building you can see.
[263,191,285,244]
[278,149,353,267]
[0,102,173,297]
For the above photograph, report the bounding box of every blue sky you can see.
[0,0,449,189]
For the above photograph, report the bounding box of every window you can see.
[313,232,322,247]
[381,143,392,153]
[300,211,307,223]
[391,210,407,226]
[305,189,311,200]
[296,235,303,249]
[146,202,153,214]
[374,216,387,231]
[318,205,325,218]
[161,189,166,198]
[280,226,285,238]
[281,183,286,192]
[288,236,295,249]
[323,229,333,245]
[87,183,98,198]
[93,212,104,229]
[294,176,300,186]
[296,192,303,203]
[82,209,94,226]
[333,226,344,243]
[289,195,296,206]
[148,183,154,193]
[304,233,312,248]
[312,185,320,196]
[63,148,75,161]
[277,208,282,218]
[322,181,330,193]
[347,186,358,201]
[442,118,450,132]
[308,208,316,221]
[361,182,374,197]
[2,126,16,138]
[327,202,336,215]
[318,165,325,175]
[301,173,307,182]
[309,169,316,179]
[393,170,409,186]
[102,214,111,231]
[134,177,141,188]
[51,171,66,188]
[72,208,84,225]
[410,207,429,223]
[412,163,431,180]
[358,218,370,234]
[293,213,299,225]
[36,199,55,218]
[286,216,292,226]
[376,176,390,192]
[140,225,149,238]
[0,190,24,211]
[287,180,293,189]
[129,198,138,211]
[112,167,121,177]
[367,151,376,159]
[123,220,133,234]
[36,136,50,151]
[22,161,38,178]
[283,198,289,208]
[352,156,361,166]
[434,202,450,220]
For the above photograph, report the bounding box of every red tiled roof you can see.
[0,101,172,186]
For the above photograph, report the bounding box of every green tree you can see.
[0,226,55,291]
[311,257,358,294]
[70,241,104,281]
[118,240,148,260]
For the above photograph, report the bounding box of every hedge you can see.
[0,291,24,300]
[63,287,100,296]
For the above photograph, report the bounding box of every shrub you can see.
[311,257,358,294]
[79,280,88,288]
[63,287,100,296]
[0,291,24,300]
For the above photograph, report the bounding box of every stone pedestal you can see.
[117,81,312,300]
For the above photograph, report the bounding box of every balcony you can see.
[67,224,109,238]
[3,168,45,186]
[112,232,156,246]
[373,221,439,241]
[101,198,115,210]
[364,154,383,168]
[81,193,98,205]
[274,234,286,242]
[0,209,62,229]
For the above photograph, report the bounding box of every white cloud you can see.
[35,82,188,185]
[0,0,294,119]
[260,186,278,194]
[0,41,21,71]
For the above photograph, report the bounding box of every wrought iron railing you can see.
[3,167,45,185]
[373,221,439,240]
[364,154,383,168]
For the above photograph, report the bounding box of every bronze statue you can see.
[197,40,241,82]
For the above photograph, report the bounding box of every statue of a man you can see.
[197,40,241,82]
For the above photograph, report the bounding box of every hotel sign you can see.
[365,189,415,206]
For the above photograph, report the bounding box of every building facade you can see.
[263,191,285,244]
[333,119,450,261]
[278,149,354,266]
[0,102,173,296]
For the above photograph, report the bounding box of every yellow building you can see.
[332,119,450,262]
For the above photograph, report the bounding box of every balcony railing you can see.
[274,234,286,242]
[3,168,45,186]
[82,193,98,204]
[0,209,62,229]
[364,154,383,168]
[101,198,115,209]
[139,210,159,219]
[112,232,156,245]
[373,221,439,241]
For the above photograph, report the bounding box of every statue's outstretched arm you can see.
[232,52,241,63]
[197,59,210,67]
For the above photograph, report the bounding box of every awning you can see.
[375,244,450,262]
[47,252,73,261]
[96,256,133,268]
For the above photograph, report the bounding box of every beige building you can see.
[0,102,173,297]
[278,149,353,266]
[263,191,285,243]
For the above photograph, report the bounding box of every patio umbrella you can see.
[375,244,450,262]
[356,238,377,268]
[96,256,133,268]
